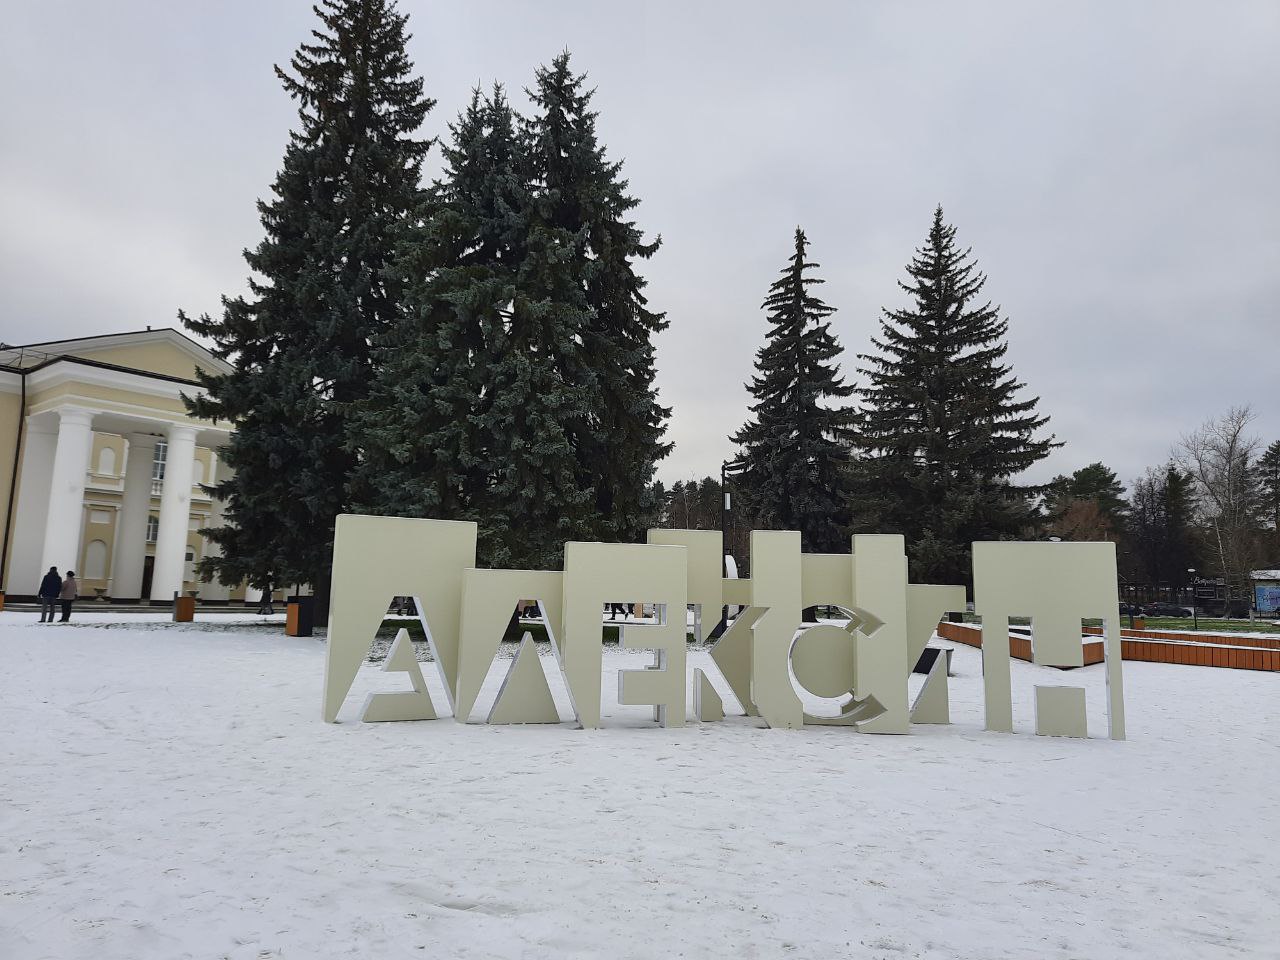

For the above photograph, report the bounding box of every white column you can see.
[38,408,95,581]
[7,418,58,595]
[150,424,197,602]
[110,433,159,600]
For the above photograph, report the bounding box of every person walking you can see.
[37,566,61,623]
[58,570,78,623]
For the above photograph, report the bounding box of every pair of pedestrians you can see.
[37,567,78,623]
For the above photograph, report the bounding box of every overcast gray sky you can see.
[2,1,1277,490]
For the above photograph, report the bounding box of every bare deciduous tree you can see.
[1175,406,1261,612]
[1046,499,1115,542]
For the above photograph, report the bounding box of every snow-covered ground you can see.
[1,612,1277,959]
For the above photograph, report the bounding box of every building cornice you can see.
[25,360,205,403]
[0,355,213,396]
[1,327,232,376]
[25,395,232,444]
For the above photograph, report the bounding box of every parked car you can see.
[1117,602,1144,616]
[1202,600,1252,618]
[1143,602,1194,618]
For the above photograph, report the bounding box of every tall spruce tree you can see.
[1256,440,1280,534]
[1129,463,1198,584]
[347,87,518,545]
[476,85,600,569]
[348,83,599,570]
[524,51,672,543]
[659,477,723,530]
[853,207,1056,586]
[180,0,432,614]
[731,228,856,552]
[1159,465,1200,583]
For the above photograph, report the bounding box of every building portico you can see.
[1,329,244,603]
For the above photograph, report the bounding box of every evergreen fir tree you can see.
[1256,440,1280,533]
[658,477,723,530]
[1044,462,1128,538]
[524,51,672,543]
[475,100,601,569]
[731,228,856,552]
[1129,463,1199,584]
[348,83,600,570]
[853,206,1056,586]
[347,87,519,541]
[180,0,432,613]
[650,480,667,523]
[1161,464,1200,584]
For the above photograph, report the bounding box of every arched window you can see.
[97,446,116,476]
[84,540,108,580]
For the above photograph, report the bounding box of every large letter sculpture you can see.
[454,569,565,724]
[906,584,968,723]
[973,541,1125,740]
[747,531,806,729]
[322,514,1124,739]
[646,529,722,643]
[561,542,688,728]
[788,549,884,728]
[695,532,963,733]
[324,515,476,722]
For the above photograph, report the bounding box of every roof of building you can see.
[0,327,231,381]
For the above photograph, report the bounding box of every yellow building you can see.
[0,328,253,603]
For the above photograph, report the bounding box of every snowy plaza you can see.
[2,611,1278,959]
[3,0,1278,955]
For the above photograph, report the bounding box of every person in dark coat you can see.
[38,566,61,623]
[58,570,78,623]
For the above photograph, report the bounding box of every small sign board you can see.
[1256,585,1280,614]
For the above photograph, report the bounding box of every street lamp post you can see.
[720,459,746,570]
[1188,568,1198,631]
[712,459,744,641]
[721,460,729,576]
[711,463,732,642]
